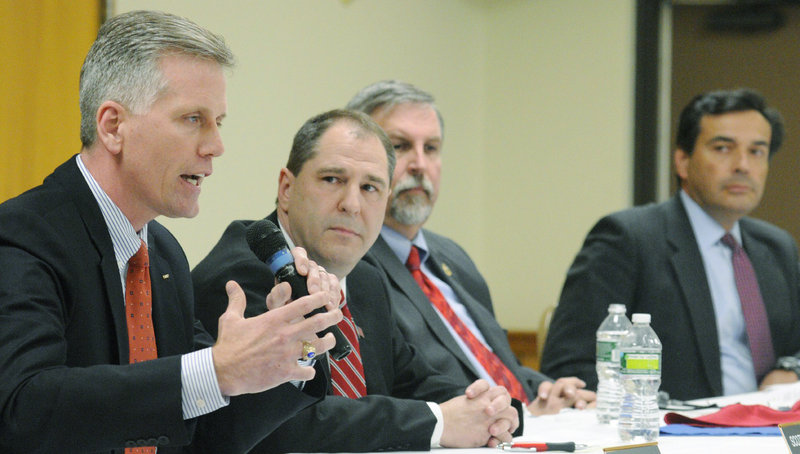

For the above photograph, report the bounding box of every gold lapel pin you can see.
[162,274,170,280]
[441,263,453,277]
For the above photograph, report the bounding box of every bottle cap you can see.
[609,303,626,313]
[632,313,651,324]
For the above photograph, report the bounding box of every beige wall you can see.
[114,0,635,331]
[481,1,635,328]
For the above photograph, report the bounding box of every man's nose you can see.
[338,184,361,215]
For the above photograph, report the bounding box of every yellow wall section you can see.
[0,0,100,202]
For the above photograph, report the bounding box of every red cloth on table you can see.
[664,400,800,427]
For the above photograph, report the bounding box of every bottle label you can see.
[620,352,661,375]
[597,340,619,363]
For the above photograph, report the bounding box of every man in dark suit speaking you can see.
[351,80,595,415]
[542,89,800,401]
[0,10,342,453]
[192,109,520,452]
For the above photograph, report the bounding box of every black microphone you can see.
[245,219,352,360]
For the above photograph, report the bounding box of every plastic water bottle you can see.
[618,313,662,442]
[595,304,632,423]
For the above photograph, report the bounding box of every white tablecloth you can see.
[516,407,785,453]
[511,382,800,453]
[338,382,800,454]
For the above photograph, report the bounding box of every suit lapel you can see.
[741,224,784,355]
[147,235,187,357]
[54,158,131,362]
[344,263,383,393]
[426,250,517,372]
[343,263,375,355]
[99,253,129,362]
[371,237,478,374]
[666,196,722,395]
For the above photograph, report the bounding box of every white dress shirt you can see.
[77,154,227,419]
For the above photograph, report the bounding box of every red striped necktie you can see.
[405,246,529,404]
[125,240,157,454]
[329,291,367,398]
[721,233,774,382]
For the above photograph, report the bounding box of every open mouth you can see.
[181,174,205,186]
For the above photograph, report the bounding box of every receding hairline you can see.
[307,119,392,186]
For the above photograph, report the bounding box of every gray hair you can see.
[79,10,235,147]
[287,109,396,183]
[345,80,444,134]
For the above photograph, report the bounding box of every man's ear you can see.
[674,148,690,182]
[277,168,295,212]
[95,101,127,154]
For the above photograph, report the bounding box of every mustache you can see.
[393,174,434,197]
[722,176,756,188]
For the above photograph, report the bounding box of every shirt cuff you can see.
[427,401,444,447]
[181,347,229,419]
[289,358,315,389]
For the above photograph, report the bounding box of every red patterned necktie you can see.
[721,233,774,382]
[329,291,367,398]
[405,246,529,404]
[126,240,157,454]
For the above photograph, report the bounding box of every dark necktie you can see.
[721,233,774,381]
[405,246,529,404]
[329,291,367,398]
[125,240,157,454]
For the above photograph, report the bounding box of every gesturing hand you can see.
[212,279,341,396]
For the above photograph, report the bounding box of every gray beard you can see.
[389,192,432,226]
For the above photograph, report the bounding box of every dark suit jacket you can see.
[191,213,468,453]
[364,229,551,402]
[0,157,325,454]
[540,194,800,401]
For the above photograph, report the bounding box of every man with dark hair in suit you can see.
[192,109,521,453]
[541,88,800,401]
[349,80,595,415]
[0,10,342,453]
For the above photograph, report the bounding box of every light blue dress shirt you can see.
[76,155,228,419]
[381,225,499,386]
[680,190,757,395]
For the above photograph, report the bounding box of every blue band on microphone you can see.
[267,248,294,275]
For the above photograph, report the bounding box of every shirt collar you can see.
[680,189,741,248]
[278,217,348,301]
[380,224,430,265]
[76,154,147,265]
[277,216,297,249]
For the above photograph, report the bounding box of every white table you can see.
[514,407,785,453]
[512,383,800,453]
[345,383,800,454]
